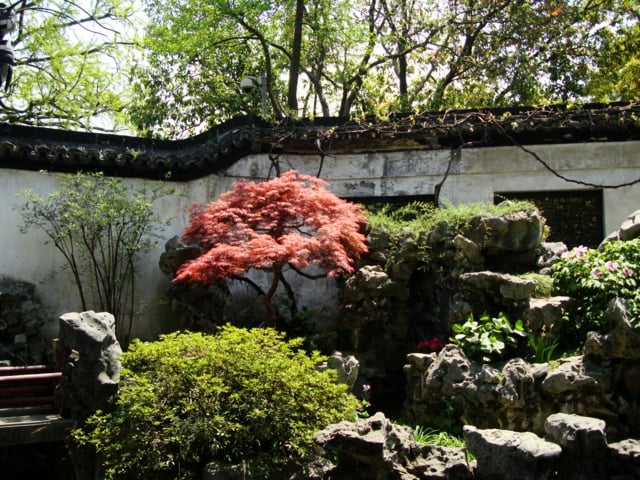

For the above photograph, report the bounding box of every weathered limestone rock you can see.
[405,345,473,408]
[54,311,122,422]
[600,209,640,246]
[453,234,484,266]
[464,414,639,480]
[459,271,536,302]
[341,261,413,404]
[319,351,360,390]
[203,457,334,480]
[0,278,49,365]
[450,271,537,326]
[463,425,561,480]
[480,210,545,255]
[334,208,547,411]
[541,356,611,395]
[159,236,230,331]
[165,280,231,332]
[525,296,573,334]
[313,412,473,480]
[55,311,123,480]
[405,343,640,437]
[344,265,404,304]
[538,356,630,435]
[608,438,640,479]
[158,235,202,275]
[544,413,609,480]
[365,227,392,266]
[405,345,552,433]
[536,241,569,273]
[584,298,640,360]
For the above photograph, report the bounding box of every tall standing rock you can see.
[54,310,121,422]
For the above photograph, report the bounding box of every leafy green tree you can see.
[1,0,139,130]
[132,0,639,137]
[17,172,173,344]
[370,0,640,113]
[585,10,640,102]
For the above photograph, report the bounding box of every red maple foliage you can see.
[174,170,369,327]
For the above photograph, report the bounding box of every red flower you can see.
[416,336,447,353]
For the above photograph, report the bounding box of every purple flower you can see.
[591,268,602,279]
[605,260,619,271]
[574,245,589,256]
[622,266,635,278]
[562,245,589,260]
[362,384,371,392]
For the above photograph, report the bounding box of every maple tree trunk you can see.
[264,269,282,328]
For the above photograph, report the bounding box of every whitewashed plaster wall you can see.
[1,140,638,342]
[224,141,640,234]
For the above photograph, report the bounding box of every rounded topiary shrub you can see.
[73,326,360,479]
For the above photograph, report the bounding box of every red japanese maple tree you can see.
[174,170,369,327]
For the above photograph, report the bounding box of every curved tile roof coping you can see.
[0,102,638,181]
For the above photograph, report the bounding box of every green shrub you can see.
[73,326,360,480]
[552,240,640,338]
[518,272,554,298]
[451,312,527,362]
[366,200,538,237]
[17,172,174,345]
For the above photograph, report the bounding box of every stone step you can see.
[0,412,75,445]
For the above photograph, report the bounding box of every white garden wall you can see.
[1,139,638,342]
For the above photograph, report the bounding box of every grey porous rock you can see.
[600,209,640,247]
[313,411,473,480]
[584,298,640,360]
[463,425,561,480]
[54,310,122,421]
[544,413,609,480]
[404,345,551,433]
[159,235,230,331]
[0,278,49,364]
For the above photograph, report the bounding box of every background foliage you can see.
[131,0,640,137]
[2,1,638,135]
[1,0,139,130]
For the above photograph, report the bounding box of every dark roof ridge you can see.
[0,102,638,181]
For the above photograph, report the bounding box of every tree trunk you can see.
[287,0,305,114]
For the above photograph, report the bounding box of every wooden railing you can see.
[0,365,61,413]
[0,364,73,445]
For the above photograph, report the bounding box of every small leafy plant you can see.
[451,311,527,362]
[527,324,559,363]
[413,425,465,448]
[73,326,361,480]
[552,240,640,336]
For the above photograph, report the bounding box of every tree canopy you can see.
[174,170,368,327]
[131,0,640,138]
[2,0,638,134]
[0,0,139,130]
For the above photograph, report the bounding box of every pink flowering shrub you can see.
[552,239,640,339]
